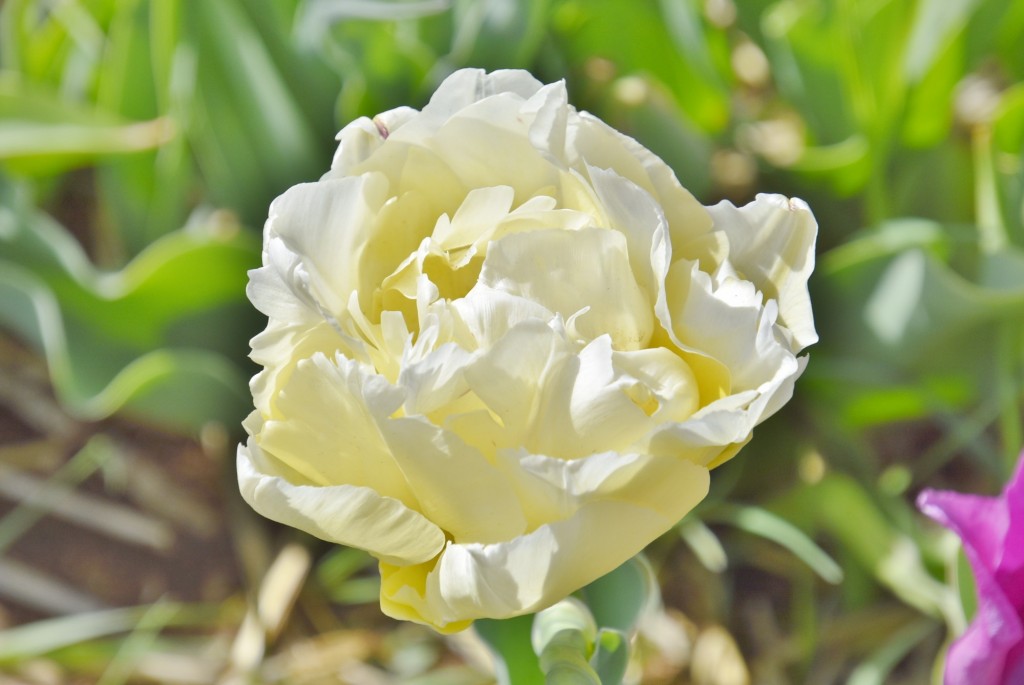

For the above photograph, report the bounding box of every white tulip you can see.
[238,68,817,632]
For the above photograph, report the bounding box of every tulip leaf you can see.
[296,0,452,41]
[577,556,654,634]
[551,0,730,133]
[450,0,549,69]
[773,474,960,625]
[808,218,1024,429]
[705,503,843,584]
[590,629,629,685]
[903,0,980,83]
[0,78,171,177]
[532,599,601,685]
[185,0,332,225]
[990,84,1024,246]
[475,614,544,685]
[0,179,258,431]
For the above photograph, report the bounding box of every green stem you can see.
[996,323,1023,478]
[973,125,1009,254]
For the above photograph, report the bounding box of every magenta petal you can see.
[917,452,1024,685]
[917,489,1007,574]
[997,458,1024,609]
[942,563,1022,685]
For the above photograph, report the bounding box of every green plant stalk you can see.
[996,322,1024,477]
[973,125,1008,254]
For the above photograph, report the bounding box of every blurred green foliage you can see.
[1,0,1022,683]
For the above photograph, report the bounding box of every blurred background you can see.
[0,0,1022,683]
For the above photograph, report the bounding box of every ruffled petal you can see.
[569,111,712,249]
[258,174,390,317]
[379,416,528,544]
[918,484,1022,685]
[378,452,710,630]
[238,441,444,566]
[332,106,418,174]
[665,257,799,398]
[256,353,416,505]
[586,165,672,309]
[706,194,818,350]
[422,68,545,125]
[480,227,654,350]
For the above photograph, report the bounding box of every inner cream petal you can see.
[256,353,419,509]
[480,228,655,351]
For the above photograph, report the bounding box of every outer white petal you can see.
[568,111,713,248]
[423,68,544,123]
[264,174,390,317]
[248,319,365,418]
[246,236,320,324]
[520,80,571,165]
[648,353,807,469]
[331,106,418,174]
[665,259,793,392]
[378,451,710,629]
[706,194,818,350]
[238,441,444,566]
[426,93,566,199]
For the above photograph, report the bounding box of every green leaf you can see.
[532,598,597,655]
[590,629,629,685]
[773,474,959,624]
[705,503,843,584]
[0,181,258,431]
[902,0,980,83]
[532,599,601,685]
[551,0,730,133]
[0,78,172,176]
[185,0,330,224]
[296,0,452,42]
[577,556,654,634]
[450,0,549,69]
[475,614,545,685]
[990,84,1024,246]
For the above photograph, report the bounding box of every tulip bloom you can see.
[918,455,1024,685]
[238,68,818,631]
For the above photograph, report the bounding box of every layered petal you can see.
[480,228,654,350]
[918,456,1024,685]
[379,451,710,630]
[706,194,818,350]
[239,67,817,631]
[256,352,415,503]
[238,440,444,566]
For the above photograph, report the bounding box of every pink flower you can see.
[917,454,1024,685]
